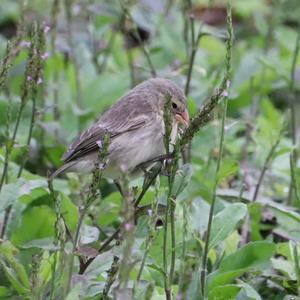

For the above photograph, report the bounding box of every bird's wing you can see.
[62,81,160,163]
[62,112,153,163]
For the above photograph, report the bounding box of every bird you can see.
[51,78,189,180]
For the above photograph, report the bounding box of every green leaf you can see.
[236,280,262,300]
[271,258,296,281]
[207,242,276,290]
[260,98,282,129]
[0,241,30,296]
[0,178,48,211]
[21,237,58,250]
[79,225,100,245]
[0,265,29,296]
[208,284,241,300]
[217,159,239,183]
[207,270,246,291]
[60,193,78,231]
[209,203,247,250]
[11,205,56,246]
[188,197,210,233]
[85,252,114,276]
[219,241,275,272]
[0,179,24,211]
[0,286,10,298]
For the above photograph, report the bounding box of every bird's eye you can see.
[172,102,177,109]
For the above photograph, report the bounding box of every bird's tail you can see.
[49,161,77,180]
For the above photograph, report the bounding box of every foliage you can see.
[0,0,300,299]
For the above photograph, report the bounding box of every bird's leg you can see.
[114,180,124,196]
[138,153,175,178]
[160,151,175,176]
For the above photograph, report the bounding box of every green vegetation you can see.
[0,0,300,299]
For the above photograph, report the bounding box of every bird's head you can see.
[149,78,190,127]
[170,94,190,127]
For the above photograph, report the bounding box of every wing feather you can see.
[62,79,162,164]
[62,114,150,163]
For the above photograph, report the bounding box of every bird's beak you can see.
[175,109,190,127]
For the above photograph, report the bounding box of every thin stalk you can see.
[102,256,119,299]
[64,134,110,294]
[200,2,232,295]
[78,161,162,275]
[48,178,65,300]
[119,1,156,77]
[17,97,36,178]
[64,206,87,296]
[184,16,204,97]
[162,94,176,300]
[168,151,180,289]
[288,26,300,145]
[252,129,284,202]
[293,244,300,296]
[0,102,25,238]
[134,194,159,293]
[169,196,176,285]
[0,41,12,91]
[17,23,44,179]
[64,0,83,131]
[287,26,300,205]
[116,175,135,291]
[200,97,228,296]
[163,196,171,300]
[50,0,60,120]
[0,102,25,192]
[1,23,44,238]
[0,19,33,236]
[177,202,188,298]
[95,29,116,74]
[183,0,206,164]
[65,184,102,293]
[182,1,190,58]
[290,154,300,205]
[127,49,136,88]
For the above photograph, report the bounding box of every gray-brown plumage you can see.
[51,78,189,179]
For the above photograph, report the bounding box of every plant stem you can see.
[178,202,188,297]
[17,97,36,178]
[169,196,176,284]
[78,165,162,274]
[64,0,83,131]
[102,256,119,299]
[0,102,25,192]
[64,205,86,296]
[182,0,207,164]
[120,1,156,77]
[134,193,159,293]
[289,154,300,205]
[252,128,284,202]
[163,195,171,300]
[127,49,136,88]
[200,97,228,296]
[200,2,232,295]
[293,244,300,296]
[96,29,116,74]
[64,134,110,293]
[0,101,25,238]
[287,25,300,205]
[50,0,60,120]
[184,24,204,96]
[48,178,63,300]
[162,93,179,300]
[116,175,135,291]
